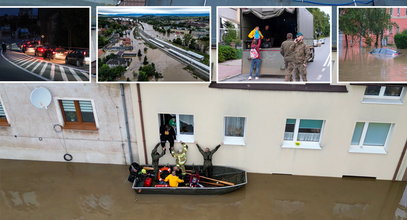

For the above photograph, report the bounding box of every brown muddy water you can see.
[339,47,407,82]
[1,159,407,220]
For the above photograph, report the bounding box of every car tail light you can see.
[83,51,87,56]
[38,48,44,52]
[53,51,56,54]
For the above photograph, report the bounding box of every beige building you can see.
[0,53,406,181]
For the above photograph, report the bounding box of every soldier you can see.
[287,32,311,82]
[170,142,188,175]
[280,33,296,81]
[151,142,165,179]
[196,143,222,178]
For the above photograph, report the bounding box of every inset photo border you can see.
[337,6,407,84]
[0,6,91,83]
[96,6,211,84]
[216,6,332,84]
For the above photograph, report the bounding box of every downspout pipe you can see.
[120,84,134,163]
[137,83,149,164]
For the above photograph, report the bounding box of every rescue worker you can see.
[127,162,141,183]
[151,142,166,180]
[170,142,188,175]
[196,143,222,177]
[160,124,176,151]
[164,170,184,187]
[280,33,297,81]
[287,32,311,82]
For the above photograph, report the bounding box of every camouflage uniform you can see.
[287,40,310,82]
[151,143,165,179]
[280,39,296,81]
[196,144,221,177]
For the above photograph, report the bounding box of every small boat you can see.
[132,165,247,195]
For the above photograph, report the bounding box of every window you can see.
[282,119,324,149]
[363,86,405,104]
[0,101,9,126]
[224,116,246,145]
[349,122,392,154]
[59,100,97,130]
[158,114,194,142]
[398,8,401,16]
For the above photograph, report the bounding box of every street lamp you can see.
[41,34,45,44]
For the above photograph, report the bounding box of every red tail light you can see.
[53,51,56,54]
[38,48,44,52]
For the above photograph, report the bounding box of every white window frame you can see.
[223,116,246,146]
[282,119,324,150]
[54,97,99,129]
[362,86,405,104]
[158,113,195,143]
[349,122,393,155]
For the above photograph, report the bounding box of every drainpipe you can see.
[120,84,134,163]
[137,83,149,164]
[393,141,407,181]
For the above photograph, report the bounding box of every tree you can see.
[137,63,162,81]
[144,47,148,52]
[137,49,142,57]
[222,20,240,46]
[173,37,183,45]
[143,56,148,65]
[307,8,330,40]
[183,34,193,46]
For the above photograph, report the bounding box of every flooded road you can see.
[2,159,407,219]
[339,47,407,82]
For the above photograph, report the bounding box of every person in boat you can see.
[170,142,188,175]
[128,162,141,183]
[151,142,166,179]
[164,170,184,187]
[189,170,203,188]
[196,143,222,177]
[160,124,176,151]
[136,168,152,187]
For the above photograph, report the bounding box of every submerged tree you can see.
[137,49,142,57]
[143,55,148,65]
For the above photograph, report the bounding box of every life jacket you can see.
[158,167,171,181]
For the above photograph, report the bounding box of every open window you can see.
[0,100,9,126]
[282,119,324,149]
[363,86,405,104]
[349,122,392,154]
[158,113,194,143]
[224,116,246,145]
[59,99,97,130]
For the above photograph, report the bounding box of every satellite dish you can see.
[30,87,52,109]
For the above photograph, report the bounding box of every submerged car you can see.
[369,48,400,57]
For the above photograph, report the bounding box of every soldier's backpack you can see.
[250,48,259,59]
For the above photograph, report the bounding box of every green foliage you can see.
[98,64,126,81]
[137,63,162,81]
[395,33,407,49]
[307,8,330,39]
[183,34,193,46]
[218,45,239,63]
[173,37,183,45]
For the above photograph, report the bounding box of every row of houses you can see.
[1,52,406,181]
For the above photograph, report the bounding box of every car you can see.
[313,40,318,47]
[24,44,37,55]
[318,38,325,44]
[369,48,400,56]
[65,49,89,67]
[21,40,39,53]
[34,45,48,57]
[54,48,67,60]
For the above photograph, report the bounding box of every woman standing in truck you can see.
[248,38,261,80]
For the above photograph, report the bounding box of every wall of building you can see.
[0,83,138,165]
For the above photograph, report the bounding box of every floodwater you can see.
[141,22,180,41]
[339,47,407,82]
[2,159,407,220]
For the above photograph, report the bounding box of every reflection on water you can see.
[1,159,407,220]
[339,47,407,82]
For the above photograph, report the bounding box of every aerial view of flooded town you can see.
[98,7,210,82]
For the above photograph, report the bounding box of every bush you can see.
[395,33,407,49]
[218,45,239,63]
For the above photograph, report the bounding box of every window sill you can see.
[362,98,403,105]
[224,136,245,146]
[348,146,387,154]
[177,135,194,143]
[281,141,322,150]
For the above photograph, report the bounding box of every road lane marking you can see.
[323,55,330,67]
[68,68,83,81]
[0,51,49,81]
[31,61,43,72]
[40,63,48,76]
[59,65,68,81]
[24,59,39,69]
[50,64,55,80]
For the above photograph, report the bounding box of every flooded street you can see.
[1,159,407,220]
[141,22,181,41]
[339,47,407,82]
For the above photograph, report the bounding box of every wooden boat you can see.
[132,165,247,195]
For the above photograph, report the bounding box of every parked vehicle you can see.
[65,49,89,67]
[24,44,37,55]
[241,8,315,76]
[319,38,325,44]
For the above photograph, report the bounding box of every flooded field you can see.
[339,47,407,82]
[141,22,180,41]
[1,159,407,220]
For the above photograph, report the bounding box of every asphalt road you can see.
[0,51,90,82]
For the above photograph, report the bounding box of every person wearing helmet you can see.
[170,142,188,175]
[287,32,311,82]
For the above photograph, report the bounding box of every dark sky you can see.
[0,8,38,16]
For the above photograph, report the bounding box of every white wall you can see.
[0,83,138,165]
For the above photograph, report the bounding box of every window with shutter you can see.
[59,100,96,130]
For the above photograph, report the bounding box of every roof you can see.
[106,58,128,65]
